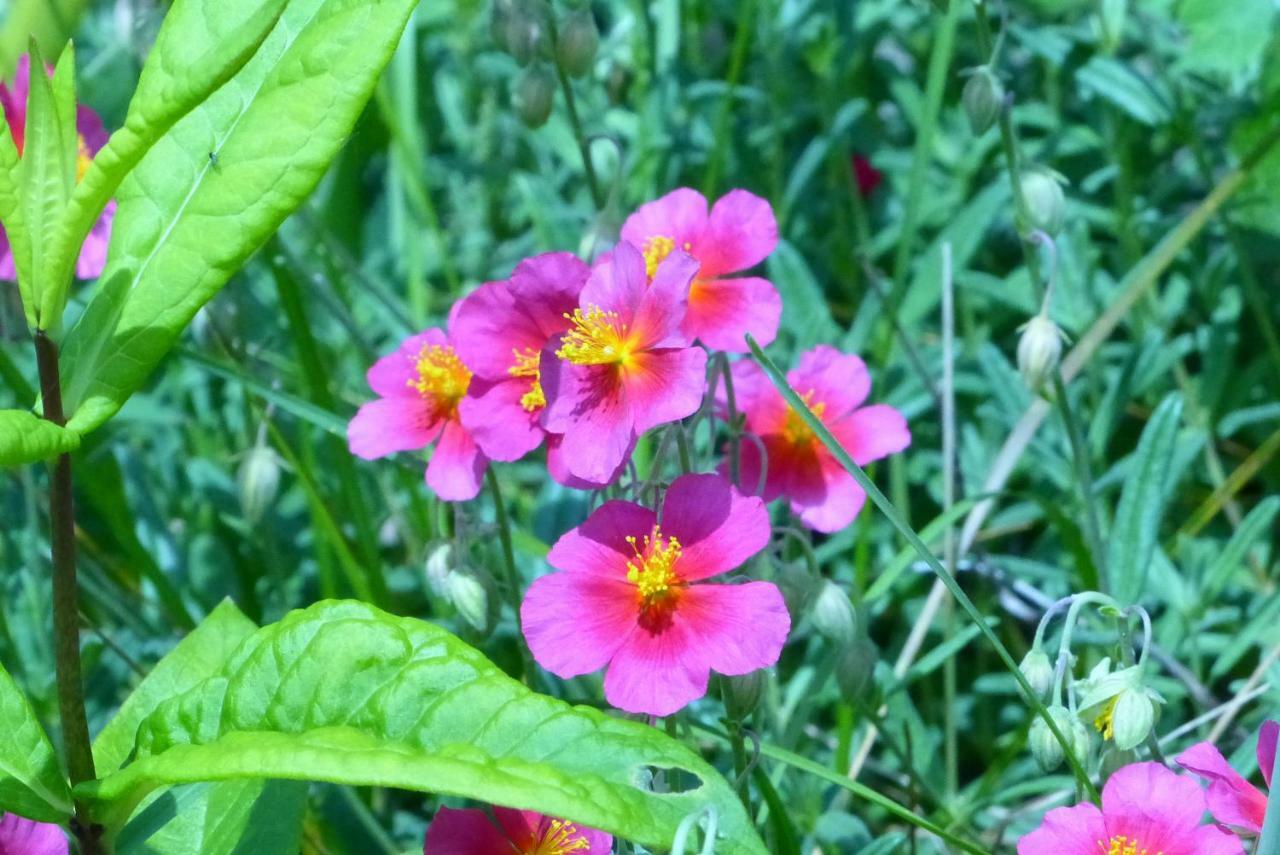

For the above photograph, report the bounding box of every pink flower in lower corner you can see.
[0,54,115,281]
[1018,762,1244,855]
[1178,720,1278,834]
[541,241,707,485]
[723,346,910,533]
[348,328,487,501]
[621,186,781,353]
[424,806,611,854]
[0,813,67,855]
[521,473,790,717]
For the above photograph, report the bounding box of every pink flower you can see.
[348,328,487,501]
[620,187,781,353]
[1017,762,1244,855]
[723,346,910,533]
[0,54,115,280]
[521,473,790,716]
[1178,721,1278,834]
[851,154,883,198]
[541,242,707,485]
[424,806,611,854]
[0,813,67,855]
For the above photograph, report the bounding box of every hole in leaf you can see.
[635,765,703,794]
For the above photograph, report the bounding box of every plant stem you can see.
[1049,373,1108,592]
[486,468,534,682]
[34,330,101,855]
[550,47,604,210]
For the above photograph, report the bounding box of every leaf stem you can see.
[486,467,534,682]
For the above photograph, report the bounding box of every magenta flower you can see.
[1178,720,1278,834]
[0,55,115,280]
[521,473,790,716]
[1017,762,1244,855]
[723,346,910,533]
[0,813,67,855]
[424,805,611,854]
[452,252,589,463]
[348,328,487,501]
[541,241,707,485]
[620,187,781,353]
[851,153,883,198]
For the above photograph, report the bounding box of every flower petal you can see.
[368,330,446,398]
[829,403,912,466]
[625,347,708,435]
[75,198,114,280]
[620,187,709,252]
[793,457,867,534]
[542,359,636,484]
[458,378,544,462]
[547,499,657,577]
[696,189,778,278]
[631,249,697,349]
[721,358,787,434]
[661,473,771,580]
[1182,824,1246,855]
[683,275,781,353]
[546,433,630,491]
[580,241,647,324]
[1178,741,1268,832]
[347,397,441,460]
[522,571,637,678]
[677,582,789,676]
[603,614,709,716]
[1101,762,1207,849]
[423,806,514,855]
[1259,721,1278,789]
[788,345,871,419]
[1016,803,1107,855]
[425,419,486,501]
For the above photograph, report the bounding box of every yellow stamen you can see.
[1093,696,1120,741]
[528,819,591,855]
[1097,834,1159,855]
[407,343,471,416]
[625,526,683,603]
[556,306,634,366]
[642,235,676,279]
[783,390,827,444]
[76,135,92,183]
[509,347,546,412]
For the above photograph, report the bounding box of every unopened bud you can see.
[555,7,599,78]
[776,562,820,619]
[424,543,453,598]
[1070,717,1092,762]
[447,571,490,632]
[497,1,547,65]
[1017,314,1064,392]
[513,63,556,128]
[723,671,765,720]
[812,581,857,645]
[1019,649,1055,700]
[1029,705,1075,772]
[237,446,281,524]
[1110,688,1155,751]
[835,637,879,701]
[962,67,1003,135]
[1020,166,1066,236]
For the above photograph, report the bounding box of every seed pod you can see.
[1017,314,1064,392]
[835,636,880,701]
[447,571,490,632]
[1018,649,1055,700]
[962,67,1004,135]
[1020,166,1066,236]
[555,7,599,78]
[237,445,282,524]
[1110,688,1155,751]
[513,63,556,128]
[1029,706,1075,772]
[723,671,765,720]
[812,581,857,645]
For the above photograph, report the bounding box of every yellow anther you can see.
[642,235,676,279]
[509,347,546,412]
[408,343,471,416]
[625,526,683,602]
[1098,834,1158,855]
[528,819,591,854]
[556,306,634,366]
[1093,696,1119,741]
[783,390,827,444]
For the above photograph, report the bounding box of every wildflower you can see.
[1017,762,1244,855]
[0,813,67,855]
[348,328,487,501]
[0,55,115,280]
[723,346,911,533]
[851,154,883,198]
[1016,314,1065,392]
[541,241,706,485]
[521,473,790,716]
[620,187,781,353]
[1075,659,1163,752]
[1177,720,1278,834]
[423,805,611,854]
[1018,648,1055,699]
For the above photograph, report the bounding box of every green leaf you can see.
[0,660,73,822]
[60,0,420,435]
[1176,0,1275,78]
[1200,496,1280,602]
[83,600,765,854]
[1075,56,1173,127]
[0,409,80,466]
[117,780,306,855]
[1106,394,1184,605]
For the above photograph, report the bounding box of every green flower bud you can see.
[424,543,453,598]
[776,561,820,619]
[237,445,282,524]
[835,636,880,701]
[962,67,1004,135]
[1020,166,1066,236]
[1070,717,1093,763]
[555,7,599,79]
[1029,706,1074,772]
[447,571,490,632]
[812,581,857,645]
[1110,687,1155,751]
[1017,314,1065,392]
[1018,649,1055,699]
[513,63,556,128]
[723,671,765,720]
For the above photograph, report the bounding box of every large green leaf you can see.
[117,780,306,855]
[1176,0,1275,78]
[59,0,419,434]
[0,661,73,822]
[83,601,766,854]
[0,409,80,466]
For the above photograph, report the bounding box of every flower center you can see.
[626,526,683,603]
[527,819,591,855]
[642,235,676,279]
[1098,835,1159,855]
[1093,696,1119,741]
[509,347,546,412]
[408,343,471,416]
[783,390,826,444]
[556,306,634,366]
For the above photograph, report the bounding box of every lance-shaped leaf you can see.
[116,780,307,855]
[0,409,79,466]
[82,601,766,855]
[60,0,419,434]
[0,661,73,822]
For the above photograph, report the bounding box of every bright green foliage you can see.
[84,600,766,854]
[59,0,420,434]
[1177,0,1275,77]
[0,409,79,465]
[116,780,307,855]
[0,662,72,822]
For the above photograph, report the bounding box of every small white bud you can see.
[1020,166,1066,236]
[424,543,453,598]
[1029,706,1075,772]
[1110,687,1155,751]
[812,581,857,645]
[237,446,282,524]
[446,571,489,632]
[1019,649,1055,699]
[1017,315,1064,392]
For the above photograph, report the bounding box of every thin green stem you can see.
[486,468,533,682]
[674,423,693,474]
[550,39,604,210]
[702,0,755,196]
[1050,372,1108,592]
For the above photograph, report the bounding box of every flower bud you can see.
[446,571,490,632]
[962,67,1004,135]
[812,581,857,645]
[835,637,879,701]
[1017,314,1064,392]
[496,1,548,65]
[1070,717,1093,762]
[723,671,765,720]
[424,543,453,598]
[1029,705,1074,772]
[513,63,556,128]
[1110,688,1155,751]
[1019,166,1066,236]
[776,562,820,619]
[555,7,599,79]
[1018,649,1055,700]
[237,445,281,524]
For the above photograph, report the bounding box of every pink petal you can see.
[677,582,789,675]
[1182,824,1246,855]
[603,612,709,716]
[75,103,108,154]
[1259,721,1278,789]
[546,499,656,577]
[546,434,629,491]
[541,360,636,485]
[788,345,871,419]
[425,419,486,501]
[1101,762,1207,850]
[620,187,709,252]
[580,241,647,325]
[792,458,867,534]
[1016,803,1107,855]
[696,189,778,278]
[458,378,544,462]
[829,403,912,466]
[423,806,513,855]
[368,330,446,398]
[510,250,592,330]
[347,397,441,459]
[521,571,637,678]
[624,347,707,435]
[1178,742,1267,832]
[0,814,67,855]
[0,226,14,280]
[661,473,771,580]
[720,359,787,434]
[75,198,114,280]
[683,275,781,353]
[630,249,697,349]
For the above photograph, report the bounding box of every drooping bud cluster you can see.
[491,0,603,128]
